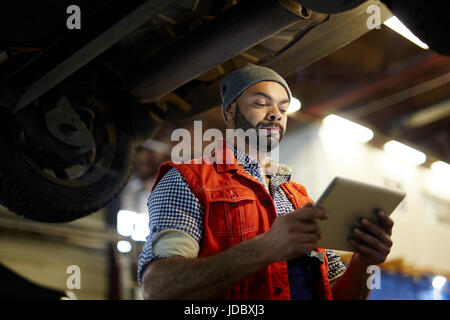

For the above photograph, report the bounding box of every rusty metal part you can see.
[279,0,312,18]
[45,96,95,149]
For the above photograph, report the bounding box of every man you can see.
[138,63,394,300]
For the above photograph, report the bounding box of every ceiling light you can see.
[287,97,301,114]
[383,16,429,50]
[431,161,450,176]
[322,114,374,143]
[432,276,447,291]
[383,140,426,165]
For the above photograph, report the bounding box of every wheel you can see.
[0,106,134,223]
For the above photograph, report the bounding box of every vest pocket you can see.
[206,186,258,244]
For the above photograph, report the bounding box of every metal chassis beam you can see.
[262,0,392,77]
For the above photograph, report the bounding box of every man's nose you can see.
[266,105,282,121]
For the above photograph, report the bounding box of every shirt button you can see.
[262,199,271,206]
[274,286,283,296]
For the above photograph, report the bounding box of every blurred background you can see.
[0,8,449,300]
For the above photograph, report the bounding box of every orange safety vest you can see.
[152,140,333,300]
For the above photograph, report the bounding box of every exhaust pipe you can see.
[123,0,311,101]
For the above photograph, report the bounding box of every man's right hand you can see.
[259,203,328,263]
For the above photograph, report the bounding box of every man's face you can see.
[225,81,289,151]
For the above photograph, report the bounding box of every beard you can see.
[233,103,285,152]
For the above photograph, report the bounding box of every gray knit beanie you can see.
[219,63,292,122]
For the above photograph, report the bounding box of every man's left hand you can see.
[349,210,394,266]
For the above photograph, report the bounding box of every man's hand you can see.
[260,203,328,263]
[349,210,394,266]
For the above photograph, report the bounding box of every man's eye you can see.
[255,102,267,107]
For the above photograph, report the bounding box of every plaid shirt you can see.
[138,147,346,287]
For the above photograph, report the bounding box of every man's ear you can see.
[224,102,236,124]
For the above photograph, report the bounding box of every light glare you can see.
[383,140,426,166]
[431,161,450,176]
[117,210,149,241]
[131,214,150,242]
[117,240,132,253]
[117,210,137,237]
[287,97,301,114]
[432,276,447,290]
[322,114,373,143]
[384,16,429,50]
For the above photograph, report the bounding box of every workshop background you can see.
[0,1,449,300]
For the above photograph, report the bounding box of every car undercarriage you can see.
[0,0,448,222]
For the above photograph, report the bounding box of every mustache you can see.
[257,122,284,134]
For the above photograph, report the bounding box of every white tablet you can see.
[314,177,406,252]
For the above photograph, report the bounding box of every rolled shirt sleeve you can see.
[137,168,204,284]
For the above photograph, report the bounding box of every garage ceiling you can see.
[286,24,449,163]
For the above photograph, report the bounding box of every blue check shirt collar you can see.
[225,142,292,190]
